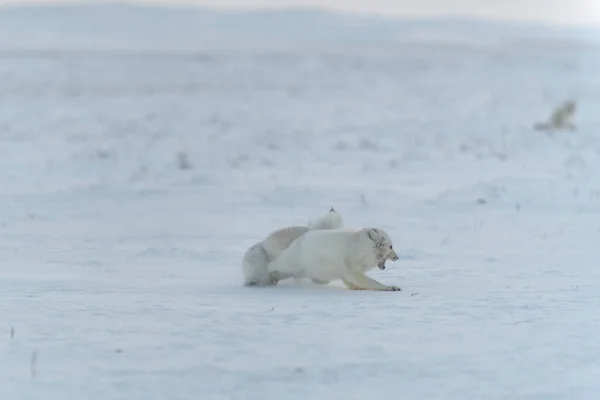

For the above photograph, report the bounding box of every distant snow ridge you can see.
[0,3,595,50]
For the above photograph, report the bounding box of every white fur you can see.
[267,227,402,291]
[308,207,344,230]
[242,208,344,286]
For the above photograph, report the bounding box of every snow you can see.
[2,28,600,399]
[1,4,598,50]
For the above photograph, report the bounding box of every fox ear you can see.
[367,228,379,242]
[329,206,335,212]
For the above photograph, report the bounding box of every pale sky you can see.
[0,0,598,27]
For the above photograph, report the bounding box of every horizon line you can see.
[0,1,598,30]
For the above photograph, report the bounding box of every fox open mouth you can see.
[378,261,386,270]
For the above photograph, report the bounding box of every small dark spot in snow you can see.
[176,152,193,170]
[334,141,349,151]
[260,158,274,167]
[358,138,378,151]
[266,142,279,151]
[10,326,14,339]
[130,165,148,181]
[564,154,586,168]
[410,292,419,297]
[96,149,111,159]
[359,193,367,207]
[294,367,304,373]
[30,350,38,379]
[511,319,534,325]
[495,153,508,162]
[230,154,249,168]
[114,349,123,353]
[476,198,487,205]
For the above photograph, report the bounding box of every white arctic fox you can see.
[267,227,402,291]
[242,207,343,286]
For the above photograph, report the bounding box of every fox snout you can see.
[388,250,399,261]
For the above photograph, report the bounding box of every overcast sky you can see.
[0,0,597,26]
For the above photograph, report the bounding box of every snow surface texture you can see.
[2,24,600,400]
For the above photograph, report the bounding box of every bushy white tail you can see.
[308,207,343,230]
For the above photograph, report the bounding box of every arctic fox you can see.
[267,227,402,291]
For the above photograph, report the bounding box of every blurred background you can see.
[1,0,598,202]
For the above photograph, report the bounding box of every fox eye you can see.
[389,245,393,250]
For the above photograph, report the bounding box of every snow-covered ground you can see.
[2,39,600,399]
